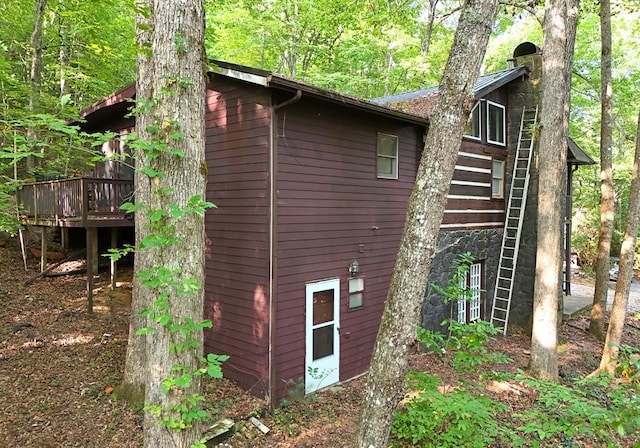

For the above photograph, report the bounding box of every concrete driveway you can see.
[568,278,640,314]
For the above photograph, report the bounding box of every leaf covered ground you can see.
[1,236,639,447]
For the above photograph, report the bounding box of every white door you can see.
[305,278,340,394]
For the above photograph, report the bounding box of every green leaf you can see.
[139,166,164,178]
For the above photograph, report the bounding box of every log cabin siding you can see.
[442,91,510,230]
[272,96,423,398]
[203,79,272,397]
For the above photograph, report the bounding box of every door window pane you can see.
[313,325,334,360]
[313,290,334,325]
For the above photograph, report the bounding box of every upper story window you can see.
[463,102,481,141]
[486,100,506,146]
[377,133,398,179]
[492,159,505,198]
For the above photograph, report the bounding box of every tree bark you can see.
[118,0,154,407]
[598,108,640,373]
[352,1,499,446]
[589,0,614,341]
[135,1,207,447]
[528,0,579,382]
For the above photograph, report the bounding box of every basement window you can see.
[377,133,398,179]
[457,261,484,324]
[487,101,506,146]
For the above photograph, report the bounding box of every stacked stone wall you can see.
[421,229,502,332]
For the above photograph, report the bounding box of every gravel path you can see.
[570,279,640,314]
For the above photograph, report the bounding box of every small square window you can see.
[463,102,481,140]
[487,101,506,146]
[348,277,364,310]
[377,133,398,179]
[492,159,505,198]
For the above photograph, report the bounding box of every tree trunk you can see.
[352,0,499,446]
[589,0,614,341]
[420,0,438,55]
[118,0,154,408]
[598,108,640,373]
[136,1,207,446]
[529,0,579,382]
[27,0,47,171]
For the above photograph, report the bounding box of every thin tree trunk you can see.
[420,0,438,55]
[141,0,207,446]
[589,0,614,341]
[598,108,640,373]
[529,0,579,382]
[118,0,154,407]
[27,0,47,171]
[58,19,69,98]
[353,0,499,446]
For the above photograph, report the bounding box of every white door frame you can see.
[305,278,340,394]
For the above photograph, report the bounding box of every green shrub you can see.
[392,372,512,447]
[513,374,640,446]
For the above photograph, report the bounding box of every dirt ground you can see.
[1,236,639,447]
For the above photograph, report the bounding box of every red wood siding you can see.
[272,96,424,398]
[203,79,272,397]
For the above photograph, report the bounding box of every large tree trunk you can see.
[118,0,154,408]
[352,0,499,446]
[589,0,614,341]
[598,108,640,373]
[135,1,207,446]
[528,0,579,382]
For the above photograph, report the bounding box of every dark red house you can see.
[18,42,593,406]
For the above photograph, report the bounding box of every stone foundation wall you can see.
[421,228,503,332]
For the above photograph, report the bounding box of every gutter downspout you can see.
[268,89,302,408]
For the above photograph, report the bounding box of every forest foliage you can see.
[0,0,639,261]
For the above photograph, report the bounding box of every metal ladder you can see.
[490,106,538,335]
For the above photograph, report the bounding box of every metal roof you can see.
[568,137,596,165]
[371,66,529,105]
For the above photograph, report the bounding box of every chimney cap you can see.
[513,42,541,58]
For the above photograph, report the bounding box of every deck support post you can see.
[86,227,96,313]
[110,227,117,289]
[40,227,47,273]
[60,228,68,249]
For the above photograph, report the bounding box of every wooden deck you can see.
[17,177,134,228]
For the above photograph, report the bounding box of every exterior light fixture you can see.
[349,260,360,277]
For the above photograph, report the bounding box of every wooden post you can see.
[40,227,47,273]
[110,227,117,289]
[86,227,94,313]
[60,227,68,249]
[91,227,99,275]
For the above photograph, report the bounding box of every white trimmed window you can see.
[486,101,506,146]
[377,133,398,179]
[463,101,481,141]
[348,277,364,310]
[457,261,483,324]
[492,159,505,198]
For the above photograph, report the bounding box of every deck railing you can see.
[17,177,134,224]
